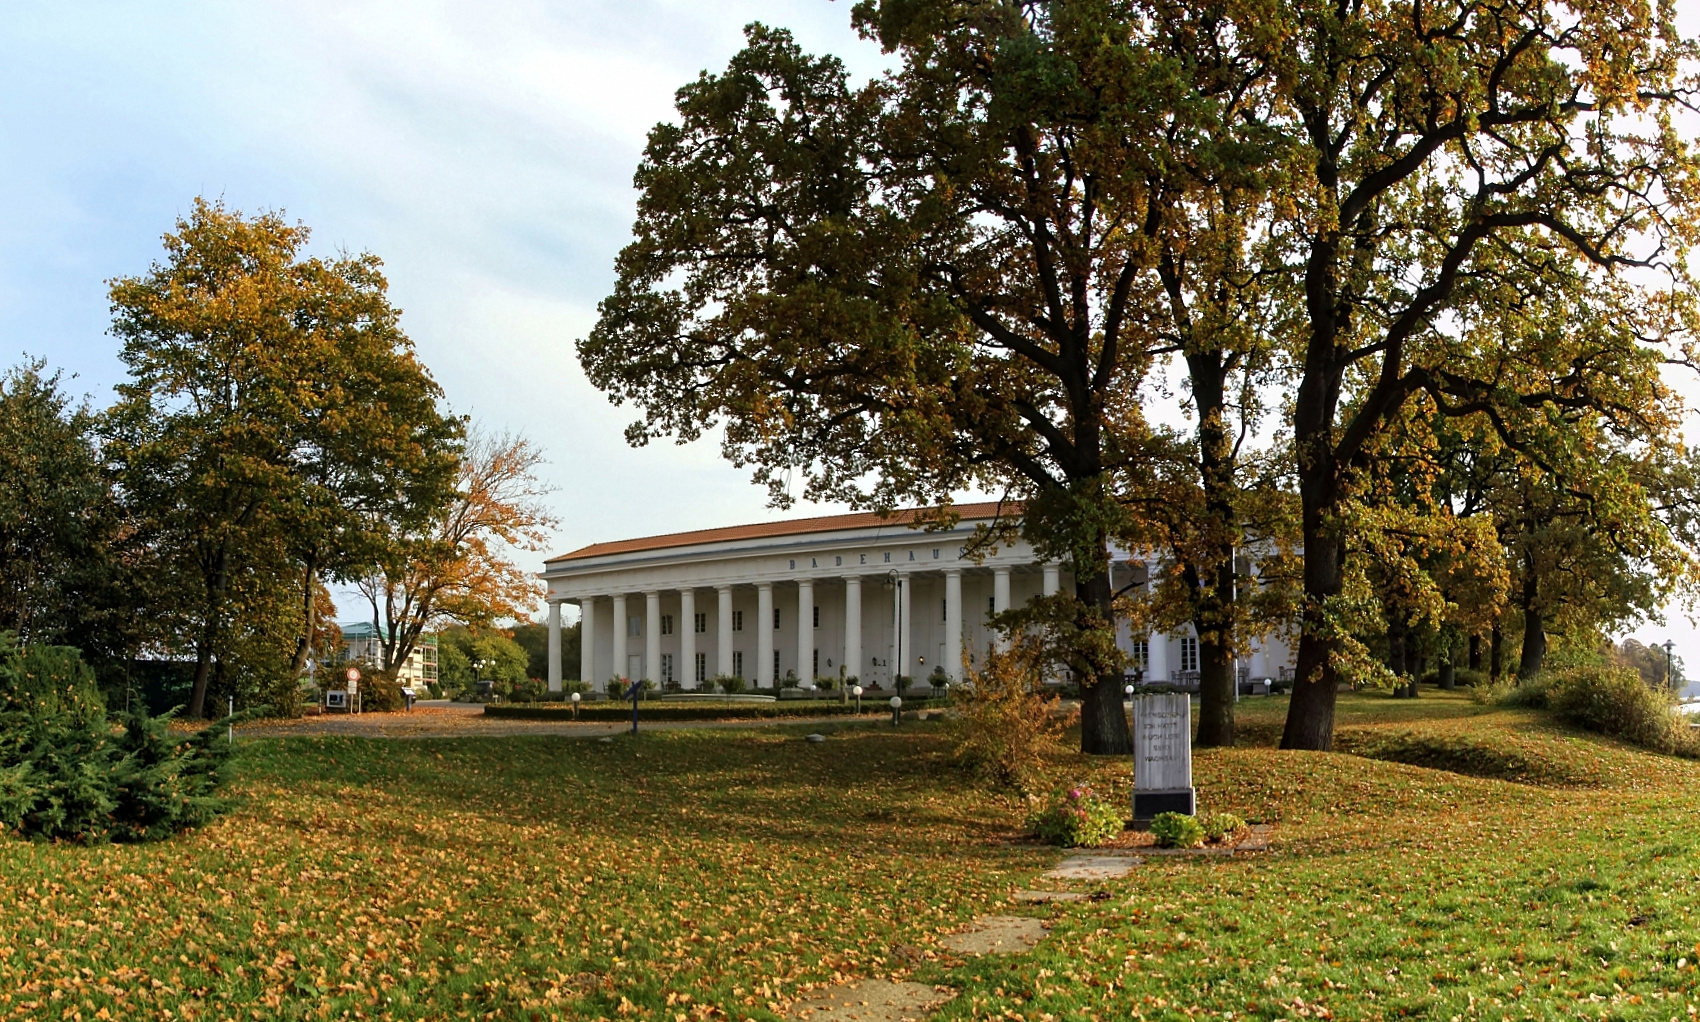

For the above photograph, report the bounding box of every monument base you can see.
[1133,788,1196,821]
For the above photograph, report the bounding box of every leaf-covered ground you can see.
[2,692,1698,1020]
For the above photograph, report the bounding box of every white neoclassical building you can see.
[539,503,1294,693]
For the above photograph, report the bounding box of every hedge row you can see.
[482,699,937,722]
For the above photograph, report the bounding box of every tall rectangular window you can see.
[812,605,820,628]
[773,607,781,629]
[732,610,744,632]
[773,649,781,679]
[1180,636,1199,673]
[732,650,743,677]
[1130,639,1149,671]
[694,612,706,634]
[660,653,674,683]
[941,598,947,623]
[627,616,641,637]
[660,614,674,636]
[695,652,706,683]
[988,596,996,615]
[812,649,819,678]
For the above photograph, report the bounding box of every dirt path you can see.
[236,705,866,739]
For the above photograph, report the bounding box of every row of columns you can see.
[546,564,1057,692]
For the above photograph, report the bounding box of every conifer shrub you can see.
[0,636,236,843]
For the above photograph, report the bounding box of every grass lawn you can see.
[2,691,1699,1020]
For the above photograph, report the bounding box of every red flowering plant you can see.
[1026,785,1124,847]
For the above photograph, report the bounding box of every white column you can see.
[716,585,734,678]
[1042,563,1060,597]
[843,576,862,684]
[797,579,814,685]
[993,566,1012,651]
[547,600,562,693]
[899,572,913,681]
[645,590,661,683]
[1148,631,1169,683]
[943,569,962,681]
[757,582,774,688]
[611,594,627,690]
[680,588,697,689]
[579,597,596,689]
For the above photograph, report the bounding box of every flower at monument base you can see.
[1027,785,1124,847]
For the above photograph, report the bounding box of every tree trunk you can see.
[288,553,318,678]
[1490,623,1503,683]
[1195,631,1235,747]
[1281,482,1342,750]
[1187,350,1238,749]
[1386,615,1407,696]
[1468,634,1481,671]
[188,638,214,719]
[1077,564,1133,755]
[1281,262,1345,750]
[1439,658,1456,690]
[1517,552,1545,679]
[1518,609,1547,679]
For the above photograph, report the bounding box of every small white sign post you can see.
[346,667,361,715]
[1132,691,1196,820]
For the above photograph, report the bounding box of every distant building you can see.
[339,623,438,688]
[538,503,1295,693]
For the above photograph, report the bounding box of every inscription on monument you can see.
[1132,691,1196,820]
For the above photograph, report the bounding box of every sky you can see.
[2,1,1694,685]
[0,0,895,615]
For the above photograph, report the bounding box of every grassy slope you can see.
[1,692,1698,1020]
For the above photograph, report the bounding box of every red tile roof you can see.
[547,501,1018,563]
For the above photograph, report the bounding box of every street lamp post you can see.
[1665,640,1676,691]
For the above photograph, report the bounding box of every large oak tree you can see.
[582,3,1298,753]
[1232,0,1700,747]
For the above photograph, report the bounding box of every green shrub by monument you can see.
[1200,811,1246,843]
[716,675,746,694]
[1149,812,1206,849]
[1027,786,1123,848]
[0,636,237,843]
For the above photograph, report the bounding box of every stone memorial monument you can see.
[1132,691,1195,820]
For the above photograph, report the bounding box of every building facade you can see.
[539,503,1293,693]
[339,623,439,688]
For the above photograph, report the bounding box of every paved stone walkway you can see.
[939,916,1048,955]
[789,980,954,1021]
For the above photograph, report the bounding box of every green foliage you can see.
[1027,786,1123,848]
[1149,812,1207,849]
[1484,666,1696,756]
[1547,666,1694,755]
[5,643,105,722]
[1200,812,1246,843]
[436,627,530,699]
[0,638,234,843]
[716,675,745,694]
[0,361,111,650]
[358,674,405,713]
